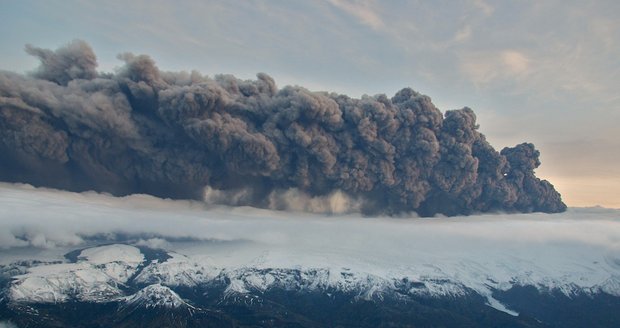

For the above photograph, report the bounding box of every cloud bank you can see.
[0,183,616,254]
[0,41,565,216]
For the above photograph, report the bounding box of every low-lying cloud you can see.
[0,183,617,257]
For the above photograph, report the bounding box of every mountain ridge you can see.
[2,243,620,327]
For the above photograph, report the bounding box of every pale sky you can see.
[1,0,618,208]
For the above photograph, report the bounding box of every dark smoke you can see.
[0,40,566,216]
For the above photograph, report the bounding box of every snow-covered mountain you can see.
[8,244,142,304]
[2,241,620,327]
[122,284,194,309]
[1,183,620,327]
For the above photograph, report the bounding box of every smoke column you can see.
[0,40,566,216]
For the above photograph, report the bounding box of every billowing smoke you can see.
[0,40,566,216]
[203,187,362,214]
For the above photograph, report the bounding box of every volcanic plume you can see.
[0,40,566,216]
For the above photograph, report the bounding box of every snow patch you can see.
[133,252,218,287]
[79,244,143,265]
[485,296,519,316]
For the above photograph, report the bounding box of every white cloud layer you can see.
[1,182,619,255]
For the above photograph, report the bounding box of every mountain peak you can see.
[123,284,193,309]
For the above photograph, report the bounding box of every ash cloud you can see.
[0,40,566,216]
